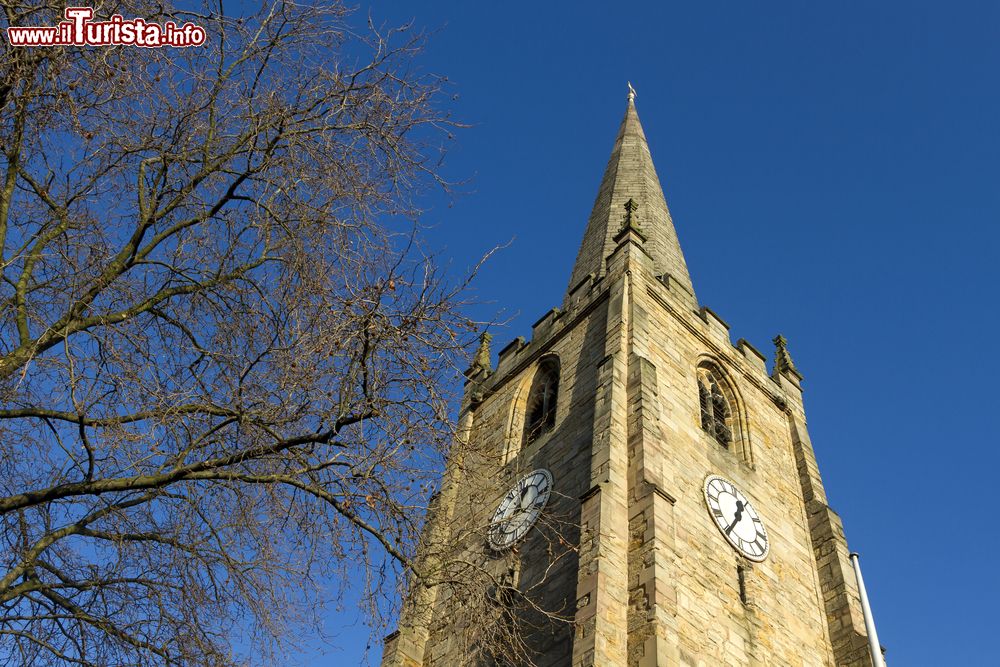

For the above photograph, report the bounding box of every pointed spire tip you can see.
[563,87,697,307]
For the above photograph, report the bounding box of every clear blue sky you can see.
[316,2,1000,664]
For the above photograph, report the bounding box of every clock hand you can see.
[520,485,537,510]
[724,500,745,535]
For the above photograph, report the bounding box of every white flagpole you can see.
[849,552,886,667]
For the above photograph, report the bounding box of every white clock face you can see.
[487,469,553,551]
[704,475,769,561]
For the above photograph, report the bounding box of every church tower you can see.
[382,91,881,667]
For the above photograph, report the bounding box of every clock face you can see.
[704,475,769,561]
[487,469,553,551]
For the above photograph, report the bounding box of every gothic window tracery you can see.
[523,358,559,446]
[698,365,734,448]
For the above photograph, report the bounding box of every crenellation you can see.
[736,338,768,375]
[568,272,597,304]
[532,307,562,342]
[655,272,694,300]
[495,335,527,377]
[697,306,731,345]
[774,371,804,407]
[384,94,878,667]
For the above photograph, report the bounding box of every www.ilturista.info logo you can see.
[7,7,206,47]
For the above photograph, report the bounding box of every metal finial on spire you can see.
[627,81,637,103]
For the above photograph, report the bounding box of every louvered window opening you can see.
[699,377,732,447]
[524,366,559,446]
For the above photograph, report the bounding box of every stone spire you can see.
[564,88,695,304]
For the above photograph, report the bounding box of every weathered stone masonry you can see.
[383,95,878,667]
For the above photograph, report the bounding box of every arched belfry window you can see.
[698,365,734,448]
[523,357,559,446]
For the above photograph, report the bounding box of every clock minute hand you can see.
[520,485,534,510]
[724,500,745,535]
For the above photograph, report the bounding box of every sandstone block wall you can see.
[384,237,874,667]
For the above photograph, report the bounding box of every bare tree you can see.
[0,1,521,664]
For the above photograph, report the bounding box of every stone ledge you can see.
[697,305,731,344]
[532,308,561,341]
[495,336,527,377]
[736,338,768,374]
